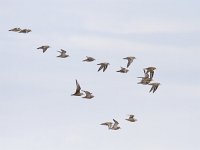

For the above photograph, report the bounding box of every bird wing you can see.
[103,64,108,72]
[37,46,43,49]
[149,85,154,93]
[98,64,104,72]
[150,71,154,79]
[43,48,48,53]
[127,58,133,68]
[61,49,66,53]
[100,122,113,128]
[153,84,159,93]
[75,80,81,93]
[113,119,119,128]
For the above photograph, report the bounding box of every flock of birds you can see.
[9,27,161,131]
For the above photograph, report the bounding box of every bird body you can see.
[126,115,137,122]
[57,49,69,58]
[144,67,156,79]
[116,67,129,73]
[138,69,153,84]
[83,56,95,62]
[97,62,110,72]
[82,90,94,99]
[19,29,31,33]
[37,45,50,53]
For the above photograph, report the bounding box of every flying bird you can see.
[19,29,31,33]
[8,27,21,32]
[125,115,137,122]
[37,45,50,53]
[144,67,156,79]
[97,62,110,72]
[71,80,83,96]
[123,56,136,68]
[83,56,95,62]
[100,119,120,130]
[111,119,121,130]
[57,49,69,58]
[137,69,153,85]
[82,90,94,99]
[148,82,160,93]
[100,122,113,129]
[116,67,129,73]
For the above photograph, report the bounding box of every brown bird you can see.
[111,119,121,130]
[57,49,69,58]
[83,56,95,62]
[125,115,137,122]
[123,56,136,68]
[137,71,152,85]
[116,67,129,73]
[9,27,21,32]
[37,45,50,53]
[97,62,110,72]
[144,67,156,79]
[100,119,121,130]
[82,90,94,99]
[148,82,160,93]
[71,80,83,96]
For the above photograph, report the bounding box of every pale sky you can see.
[0,0,200,150]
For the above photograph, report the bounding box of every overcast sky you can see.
[0,0,200,150]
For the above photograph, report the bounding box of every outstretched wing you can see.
[100,122,113,129]
[113,119,119,128]
[98,64,104,72]
[150,71,154,79]
[149,85,154,93]
[127,58,133,68]
[153,85,159,93]
[103,64,108,72]
[75,80,81,93]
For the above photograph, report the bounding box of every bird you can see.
[71,80,84,96]
[97,62,110,72]
[57,49,69,58]
[37,45,50,53]
[144,67,156,79]
[111,119,121,130]
[83,56,95,62]
[18,29,31,33]
[8,27,21,32]
[137,70,152,85]
[125,115,137,122]
[148,82,160,93]
[116,67,129,73]
[82,90,94,99]
[123,56,136,68]
[100,122,113,129]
